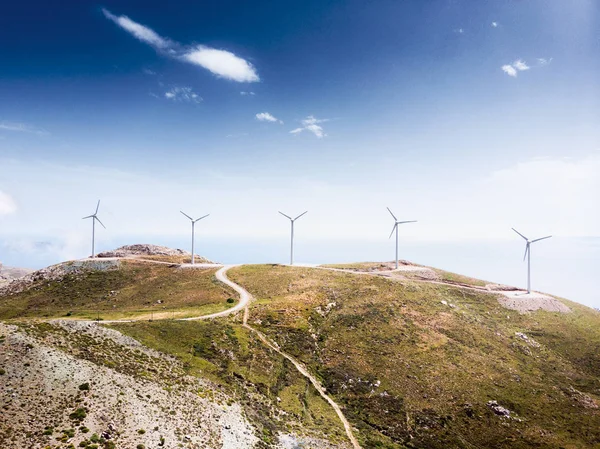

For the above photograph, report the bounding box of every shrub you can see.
[78,382,90,391]
[69,407,87,421]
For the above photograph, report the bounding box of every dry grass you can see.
[229,264,600,449]
[0,261,235,320]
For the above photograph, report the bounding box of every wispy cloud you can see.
[255,112,282,124]
[537,57,553,66]
[454,28,465,34]
[512,59,530,71]
[0,190,17,215]
[491,22,498,28]
[501,59,531,77]
[240,91,256,96]
[0,121,49,136]
[290,116,328,138]
[164,86,202,103]
[102,9,172,49]
[102,9,259,83]
[142,68,157,75]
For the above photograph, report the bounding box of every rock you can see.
[487,400,511,417]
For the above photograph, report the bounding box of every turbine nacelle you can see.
[82,200,106,228]
[512,228,552,260]
[386,207,416,238]
[279,211,308,222]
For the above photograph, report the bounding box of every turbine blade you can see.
[294,211,308,220]
[180,211,193,221]
[95,200,100,215]
[194,214,210,223]
[95,216,106,229]
[278,211,292,220]
[397,220,417,225]
[523,243,529,261]
[512,228,528,240]
[82,215,94,219]
[388,223,397,239]
[531,235,552,243]
[386,207,397,221]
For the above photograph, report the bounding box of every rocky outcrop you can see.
[97,244,190,258]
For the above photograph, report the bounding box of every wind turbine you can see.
[279,211,307,265]
[82,200,105,258]
[512,228,552,294]
[387,207,417,269]
[180,211,209,264]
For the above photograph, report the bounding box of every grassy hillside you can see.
[0,260,235,320]
[320,262,491,287]
[111,320,350,447]
[228,265,600,449]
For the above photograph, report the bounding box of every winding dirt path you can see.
[212,267,362,449]
[87,263,362,448]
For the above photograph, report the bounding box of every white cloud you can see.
[454,28,464,34]
[164,86,202,103]
[501,60,530,77]
[240,91,256,96]
[255,112,282,124]
[183,46,259,83]
[290,116,328,138]
[102,9,172,49]
[491,22,498,28]
[512,59,530,71]
[501,65,518,77]
[102,9,259,83]
[0,191,17,215]
[0,121,48,136]
[143,68,157,75]
[537,58,553,66]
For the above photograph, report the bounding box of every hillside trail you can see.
[76,262,362,448]
[213,266,363,449]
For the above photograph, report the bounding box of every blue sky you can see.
[0,1,599,306]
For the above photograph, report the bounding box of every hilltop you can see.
[0,253,599,448]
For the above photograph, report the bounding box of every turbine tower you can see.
[82,200,106,258]
[387,207,417,269]
[279,211,307,265]
[512,228,552,294]
[181,211,209,264]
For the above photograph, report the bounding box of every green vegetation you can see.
[111,319,348,444]
[0,261,235,320]
[69,408,87,422]
[229,264,600,449]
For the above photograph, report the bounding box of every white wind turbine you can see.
[512,228,552,294]
[82,200,106,258]
[279,211,307,265]
[387,207,417,269]
[181,211,209,264]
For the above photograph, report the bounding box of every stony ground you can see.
[0,320,339,448]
